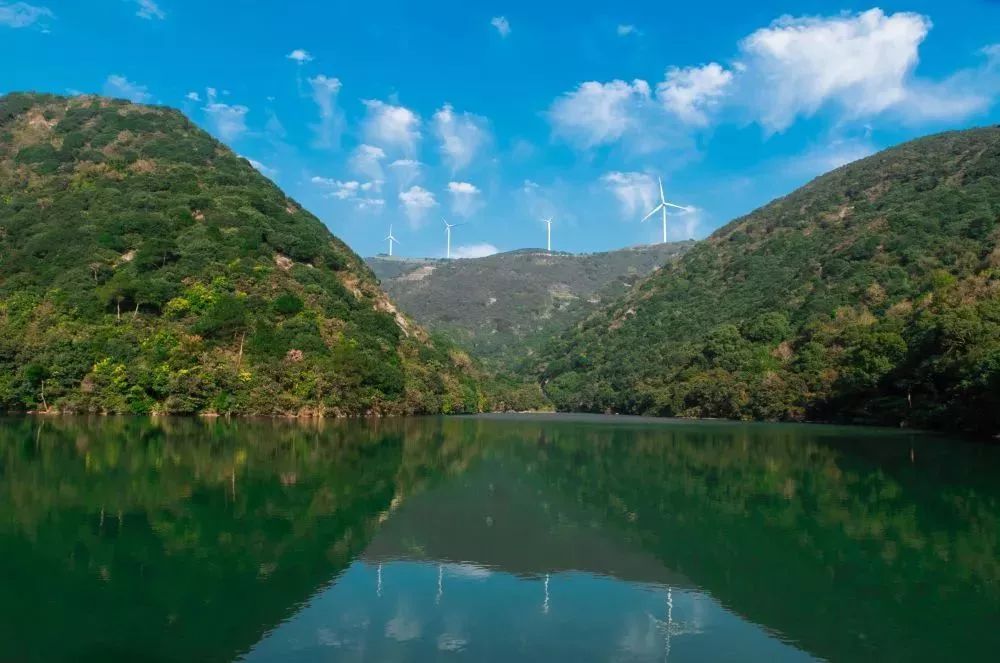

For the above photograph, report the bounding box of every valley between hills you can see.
[2,93,998,434]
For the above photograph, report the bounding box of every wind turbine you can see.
[641,177,690,244]
[443,218,466,259]
[385,225,399,256]
[543,217,553,253]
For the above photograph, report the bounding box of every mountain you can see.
[367,243,692,366]
[0,92,504,416]
[536,127,1000,434]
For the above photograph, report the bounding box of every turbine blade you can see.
[658,177,665,204]
[640,205,663,222]
[664,202,690,211]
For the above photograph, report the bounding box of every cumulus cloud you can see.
[286,48,313,63]
[733,8,999,131]
[452,243,498,259]
[550,9,1000,150]
[185,91,200,102]
[601,171,658,218]
[103,74,152,103]
[656,63,733,126]
[307,74,343,148]
[361,99,421,155]
[349,144,386,181]
[736,9,931,132]
[549,79,652,149]
[203,88,249,142]
[490,16,510,37]
[447,181,482,217]
[399,185,437,225]
[312,176,383,211]
[617,24,637,37]
[388,159,422,190]
[433,104,490,172]
[132,0,164,20]
[0,2,52,28]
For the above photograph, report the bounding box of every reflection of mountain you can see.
[0,417,406,663]
[363,461,692,588]
[0,416,998,662]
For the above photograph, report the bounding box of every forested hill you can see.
[0,92,501,415]
[367,242,692,366]
[536,126,1000,434]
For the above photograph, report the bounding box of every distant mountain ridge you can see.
[534,126,1000,434]
[367,242,693,366]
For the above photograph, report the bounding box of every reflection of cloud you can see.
[443,562,493,578]
[385,613,421,642]
[438,633,468,652]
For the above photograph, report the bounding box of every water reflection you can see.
[0,415,998,662]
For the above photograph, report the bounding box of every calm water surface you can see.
[1,414,998,662]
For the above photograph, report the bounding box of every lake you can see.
[0,414,997,662]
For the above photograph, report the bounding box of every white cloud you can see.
[656,63,733,126]
[286,48,313,63]
[550,8,999,150]
[246,157,277,178]
[362,99,421,155]
[0,2,52,28]
[203,88,249,142]
[185,91,200,102]
[349,144,386,181]
[548,79,651,148]
[737,9,929,132]
[490,16,510,38]
[891,45,1000,123]
[433,104,490,173]
[447,181,482,217]
[312,176,384,211]
[601,171,658,218]
[617,24,637,37]
[103,74,152,103]
[399,185,437,225]
[452,243,498,259]
[388,159,422,189]
[132,0,164,20]
[307,74,343,148]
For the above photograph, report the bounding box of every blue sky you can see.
[3,1,999,258]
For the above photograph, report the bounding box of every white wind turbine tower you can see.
[443,218,466,259]
[641,177,690,244]
[384,225,399,256]
[543,217,553,253]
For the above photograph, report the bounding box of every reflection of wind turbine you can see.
[543,573,550,614]
[443,218,467,259]
[641,177,690,244]
[377,563,383,598]
[650,586,702,660]
[437,564,443,605]
[543,218,553,252]
[385,225,399,256]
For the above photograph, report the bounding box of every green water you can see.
[1,414,998,662]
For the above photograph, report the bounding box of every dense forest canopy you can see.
[534,126,1000,434]
[367,242,692,367]
[0,92,541,415]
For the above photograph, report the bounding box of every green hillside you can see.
[0,92,498,415]
[368,243,691,366]
[536,127,1000,434]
